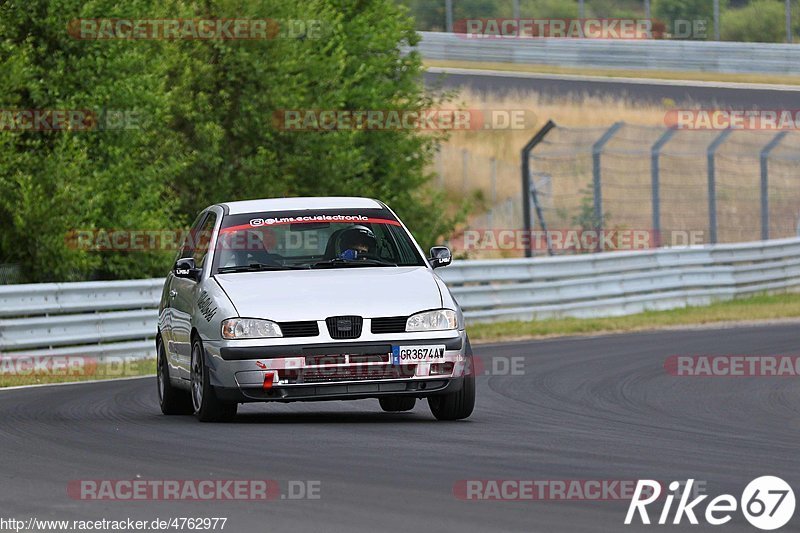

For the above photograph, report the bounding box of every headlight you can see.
[406,309,457,332]
[221,318,283,339]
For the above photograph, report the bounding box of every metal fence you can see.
[411,1,797,44]
[435,123,800,258]
[527,122,800,250]
[0,264,20,285]
[0,279,163,359]
[417,31,800,74]
[1,237,799,358]
[438,237,800,321]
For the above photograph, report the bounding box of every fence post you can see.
[445,0,453,32]
[521,120,556,258]
[706,130,732,244]
[513,0,520,19]
[650,128,676,248]
[461,149,468,193]
[592,122,624,250]
[488,157,497,228]
[436,149,445,188]
[530,175,553,256]
[760,131,788,240]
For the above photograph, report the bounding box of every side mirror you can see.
[428,246,452,269]
[174,257,202,281]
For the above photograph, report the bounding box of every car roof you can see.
[219,197,385,215]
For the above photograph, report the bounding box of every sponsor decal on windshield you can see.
[219,214,401,233]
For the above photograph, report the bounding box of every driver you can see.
[338,225,377,260]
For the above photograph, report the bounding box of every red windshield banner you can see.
[220,215,401,234]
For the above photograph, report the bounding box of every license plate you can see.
[391,345,446,365]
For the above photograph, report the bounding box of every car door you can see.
[161,211,205,373]
[169,211,216,380]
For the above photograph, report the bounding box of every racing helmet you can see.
[339,225,377,254]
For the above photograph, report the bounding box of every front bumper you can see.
[203,331,470,403]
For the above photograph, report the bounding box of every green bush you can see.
[520,0,580,18]
[653,0,724,38]
[0,0,460,282]
[721,0,795,42]
[0,0,181,281]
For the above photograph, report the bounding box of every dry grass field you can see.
[434,88,800,257]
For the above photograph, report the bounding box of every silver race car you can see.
[157,197,475,422]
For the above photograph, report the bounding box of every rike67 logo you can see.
[626,477,795,530]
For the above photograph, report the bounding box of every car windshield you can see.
[211,209,426,273]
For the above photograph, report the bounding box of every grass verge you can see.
[468,293,800,343]
[425,59,800,86]
[0,358,156,388]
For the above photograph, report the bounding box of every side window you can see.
[192,213,217,268]
[371,224,399,262]
[387,225,419,264]
[179,212,207,261]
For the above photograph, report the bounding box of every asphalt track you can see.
[424,67,800,108]
[1,323,799,532]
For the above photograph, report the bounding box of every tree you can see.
[0,0,459,282]
[721,0,795,42]
[163,0,457,249]
[0,0,181,281]
[653,0,727,38]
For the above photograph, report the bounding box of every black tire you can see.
[191,336,237,423]
[428,373,475,421]
[379,396,416,412]
[157,337,193,415]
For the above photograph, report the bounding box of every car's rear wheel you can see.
[157,337,193,415]
[379,396,416,412]
[191,337,237,423]
[428,373,475,421]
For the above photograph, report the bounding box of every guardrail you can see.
[418,31,800,75]
[437,238,800,321]
[1,238,799,359]
[0,279,163,360]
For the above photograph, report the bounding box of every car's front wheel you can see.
[428,373,475,421]
[191,337,237,423]
[157,337,193,415]
[379,396,416,412]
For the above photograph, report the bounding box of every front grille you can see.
[349,354,390,364]
[325,316,363,339]
[278,364,416,384]
[371,316,408,334]
[305,354,346,366]
[279,320,320,338]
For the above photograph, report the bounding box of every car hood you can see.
[214,266,443,321]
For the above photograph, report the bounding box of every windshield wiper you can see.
[310,258,397,269]
[216,263,309,274]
